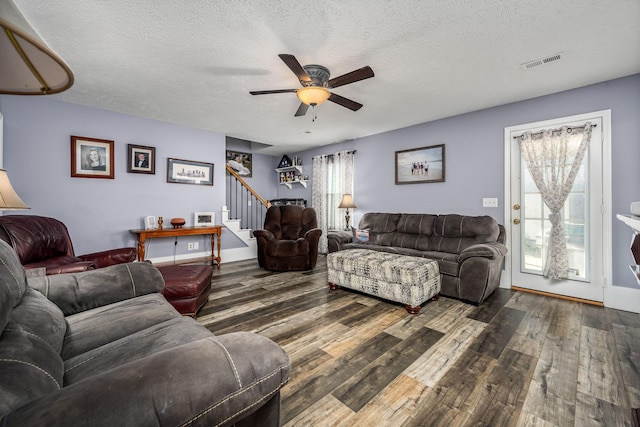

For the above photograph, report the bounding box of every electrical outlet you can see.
[193,242,199,250]
[483,198,499,208]
[187,242,194,250]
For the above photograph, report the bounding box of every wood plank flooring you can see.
[196,256,640,427]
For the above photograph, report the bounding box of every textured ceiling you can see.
[11,0,640,155]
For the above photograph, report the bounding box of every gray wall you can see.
[1,74,638,289]
[288,74,640,289]
[0,96,232,258]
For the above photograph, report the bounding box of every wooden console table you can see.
[130,226,223,268]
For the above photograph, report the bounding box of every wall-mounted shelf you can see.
[276,165,303,174]
[276,164,308,188]
[279,180,308,189]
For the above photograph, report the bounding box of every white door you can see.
[504,111,611,302]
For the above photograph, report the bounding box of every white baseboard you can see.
[605,285,640,313]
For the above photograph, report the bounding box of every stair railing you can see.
[225,164,270,233]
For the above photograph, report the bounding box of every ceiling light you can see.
[296,86,330,106]
[0,0,74,95]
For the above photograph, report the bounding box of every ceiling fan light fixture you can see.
[296,86,330,106]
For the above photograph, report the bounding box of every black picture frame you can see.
[127,144,156,174]
[395,144,445,184]
[226,150,252,177]
[167,158,214,186]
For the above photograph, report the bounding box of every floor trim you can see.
[511,286,604,307]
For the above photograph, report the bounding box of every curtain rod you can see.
[312,150,356,159]
[512,123,597,139]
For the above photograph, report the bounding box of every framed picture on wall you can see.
[395,144,445,184]
[127,144,156,174]
[226,150,252,177]
[167,158,214,186]
[194,211,216,227]
[70,135,114,179]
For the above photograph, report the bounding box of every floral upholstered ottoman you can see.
[327,248,440,314]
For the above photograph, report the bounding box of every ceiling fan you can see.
[250,54,374,117]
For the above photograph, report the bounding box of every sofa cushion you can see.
[0,288,65,417]
[28,262,165,317]
[265,205,317,241]
[358,213,400,246]
[64,315,215,385]
[430,214,500,253]
[266,238,310,257]
[61,293,180,360]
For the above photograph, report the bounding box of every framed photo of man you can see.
[127,144,156,174]
[70,135,114,179]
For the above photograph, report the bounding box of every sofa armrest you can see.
[4,333,291,427]
[253,229,275,241]
[304,228,323,241]
[305,228,323,268]
[327,230,352,253]
[27,262,164,316]
[457,242,508,263]
[78,247,137,268]
[39,261,97,275]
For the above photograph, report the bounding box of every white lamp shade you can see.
[338,194,356,209]
[0,169,29,209]
[0,0,74,95]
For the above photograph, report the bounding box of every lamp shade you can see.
[0,0,74,95]
[338,194,356,209]
[0,169,29,209]
[296,86,330,106]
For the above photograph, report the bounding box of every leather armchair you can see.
[253,205,322,271]
[0,215,136,275]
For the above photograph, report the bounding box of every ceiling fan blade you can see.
[249,89,297,95]
[328,93,363,111]
[294,103,309,117]
[278,54,311,83]
[327,66,374,89]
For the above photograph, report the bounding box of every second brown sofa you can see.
[328,213,508,304]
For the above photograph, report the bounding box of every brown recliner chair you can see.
[253,205,322,271]
[0,215,136,275]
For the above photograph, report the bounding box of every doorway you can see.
[503,110,611,302]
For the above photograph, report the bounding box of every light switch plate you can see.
[483,198,499,208]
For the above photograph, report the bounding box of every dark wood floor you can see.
[196,256,640,427]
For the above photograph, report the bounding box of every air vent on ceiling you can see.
[521,52,564,70]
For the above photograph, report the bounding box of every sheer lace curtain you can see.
[312,150,355,253]
[518,122,593,279]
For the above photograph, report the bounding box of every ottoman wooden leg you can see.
[405,304,420,315]
[329,282,339,290]
[432,293,440,301]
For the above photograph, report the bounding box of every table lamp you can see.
[0,169,29,210]
[338,194,356,230]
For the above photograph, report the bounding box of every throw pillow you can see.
[351,227,370,243]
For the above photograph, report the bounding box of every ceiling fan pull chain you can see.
[312,104,317,122]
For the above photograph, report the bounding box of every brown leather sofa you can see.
[0,215,136,275]
[253,205,322,271]
[327,213,508,304]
